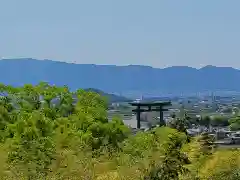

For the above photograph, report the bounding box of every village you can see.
[108,93,240,146]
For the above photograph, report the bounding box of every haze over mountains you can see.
[0,58,239,97]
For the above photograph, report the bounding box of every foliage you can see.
[198,115,229,128]
[198,149,240,179]
[0,82,239,179]
[0,83,131,178]
[210,115,229,127]
[180,137,209,180]
[144,132,190,180]
[7,111,55,178]
[168,112,191,142]
[229,115,240,131]
[197,132,216,155]
[199,115,211,127]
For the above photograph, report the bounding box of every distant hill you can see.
[84,88,131,103]
[0,58,240,96]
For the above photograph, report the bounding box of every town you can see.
[109,92,240,145]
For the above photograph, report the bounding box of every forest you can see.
[0,82,239,180]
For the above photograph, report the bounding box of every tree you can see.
[229,115,240,131]
[144,133,190,180]
[210,115,229,127]
[169,112,191,142]
[199,115,211,127]
[198,132,215,155]
[7,111,55,178]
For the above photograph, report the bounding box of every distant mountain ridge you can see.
[0,58,240,96]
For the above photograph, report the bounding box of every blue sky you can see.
[1,0,240,68]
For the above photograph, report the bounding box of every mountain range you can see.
[0,58,239,97]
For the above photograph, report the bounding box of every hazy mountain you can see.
[0,58,239,96]
[84,88,131,103]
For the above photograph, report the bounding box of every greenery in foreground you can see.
[0,82,239,180]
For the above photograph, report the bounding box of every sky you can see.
[1,0,240,68]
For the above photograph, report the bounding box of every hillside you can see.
[84,88,131,103]
[0,58,240,95]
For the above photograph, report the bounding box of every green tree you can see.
[198,132,215,155]
[144,133,190,180]
[210,115,229,127]
[169,112,191,142]
[7,111,55,178]
[229,115,240,131]
[199,115,211,127]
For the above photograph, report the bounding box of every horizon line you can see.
[0,57,238,70]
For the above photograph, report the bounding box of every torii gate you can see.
[129,101,172,129]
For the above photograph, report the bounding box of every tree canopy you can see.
[0,82,239,179]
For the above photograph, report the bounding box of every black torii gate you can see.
[129,101,172,129]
